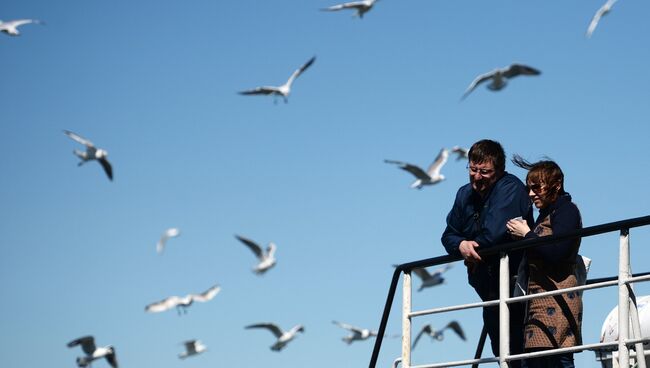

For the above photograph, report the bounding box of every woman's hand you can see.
[506,218,530,238]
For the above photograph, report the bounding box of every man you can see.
[441,139,532,367]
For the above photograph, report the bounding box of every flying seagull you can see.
[321,0,380,18]
[235,234,277,275]
[178,340,207,359]
[412,264,452,291]
[245,323,305,351]
[67,335,118,368]
[239,56,316,104]
[461,63,541,100]
[63,130,113,181]
[0,19,43,36]
[412,321,466,350]
[586,0,618,38]
[384,148,449,189]
[145,284,221,315]
[332,321,378,344]
[156,227,180,254]
[450,146,469,161]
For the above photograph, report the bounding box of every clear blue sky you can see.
[1,1,649,368]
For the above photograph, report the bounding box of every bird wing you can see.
[461,70,495,100]
[503,64,541,78]
[191,284,221,303]
[63,130,94,148]
[432,263,453,276]
[8,19,41,27]
[235,234,264,259]
[246,323,284,338]
[105,349,118,368]
[238,87,277,95]
[184,340,198,354]
[67,336,96,355]
[98,157,113,181]
[445,321,467,341]
[426,148,449,177]
[412,325,431,350]
[322,2,364,11]
[145,296,181,313]
[384,160,430,180]
[412,267,432,281]
[586,0,616,38]
[333,320,362,333]
[157,228,180,254]
[451,146,468,160]
[286,56,316,86]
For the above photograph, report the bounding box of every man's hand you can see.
[459,240,482,262]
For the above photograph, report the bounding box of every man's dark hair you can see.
[468,139,506,173]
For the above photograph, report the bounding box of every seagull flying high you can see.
[586,0,618,38]
[239,56,316,104]
[63,130,113,181]
[412,264,452,291]
[332,321,378,344]
[67,336,118,368]
[245,323,305,351]
[461,64,541,100]
[0,19,43,36]
[412,321,466,350]
[156,227,180,254]
[450,146,469,161]
[178,340,207,359]
[384,148,449,189]
[145,284,221,315]
[321,0,380,18]
[235,234,277,275]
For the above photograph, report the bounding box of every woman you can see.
[506,156,582,368]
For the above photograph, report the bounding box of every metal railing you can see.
[369,215,650,368]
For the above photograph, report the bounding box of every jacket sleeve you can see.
[524,202,581,262]
[441,191,465,257]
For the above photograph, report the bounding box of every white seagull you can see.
[239,56,316,104]
[461,63,541,100]
[178,340,207,359]
[412,321,466,350]
[321,0,380,19]
[412,264,453,291]
[450,146,469,161]
[0,19,43,36]
[586,0,618,38]
[235,234,277,275]
[245,323,305,351]
[63,130,113,181]
[156,227,180,254]
[145,284,221,315]
[67,336,118,368]
[384,148,449,189]
[332,321,378,344]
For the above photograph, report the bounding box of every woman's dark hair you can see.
[512,154,565,202]
[468,139,506,173]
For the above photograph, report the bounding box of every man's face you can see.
[468,160,498,196]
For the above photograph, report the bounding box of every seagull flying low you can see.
[412,264,452,291]
[461,63,541,100]
[586,0,618,38]
[412,321,466,350]
[245,323,305,351]
[145,284,221,315]
[239,56,316,104]
[0,19,43,36]
[332,321,378,344]
[384,148,449,189]
[63,130,113,181]
[156,227,180,254]
[450,146,469,161]
[321,0,380,19]
[235,234,277,275]
[178,340,207,359]
[67,336,118,368]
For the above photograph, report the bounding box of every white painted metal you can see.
[402,271,412,368]
[619,229,631,368]
[498,253,510,368]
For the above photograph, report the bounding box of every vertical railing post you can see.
[618,228,630,368]
[402,271,412,368]
[499,252,510,368]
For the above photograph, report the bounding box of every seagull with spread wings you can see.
[245,323,305,351]
[235,234,277,275]
[156,227,180,254]
[67,335,118,368]
[332,321,378,344]
[63,130,113,181]
[321,0,380,18]
[178,340,207,359]
[0,19,43,36]
[385,148,449,189]
[450,146,469,161]
[586,0,618,38]
[412,264,453,291]
[239,56,316,104]
[145,284,221,315]
[461,63,541,100]
[412,321,466,350]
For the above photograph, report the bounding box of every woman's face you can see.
[527,181,554,209]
